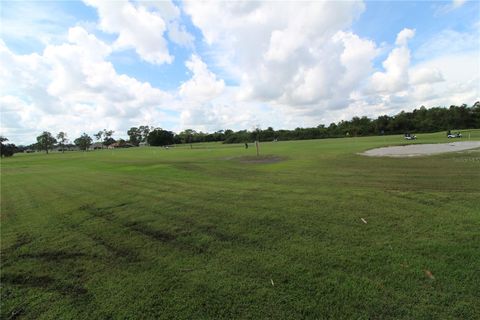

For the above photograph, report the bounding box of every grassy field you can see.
[1,130,480,319]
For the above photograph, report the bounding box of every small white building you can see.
[89,142,104,150]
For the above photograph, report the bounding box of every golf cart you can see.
[404,133,417,140]
[447,132,462,138]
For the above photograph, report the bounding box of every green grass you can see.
[1,130,480,319]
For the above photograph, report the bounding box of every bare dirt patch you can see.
[361,141,480,157]
[238,155,284,164]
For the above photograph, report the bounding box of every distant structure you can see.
[108,142,134,149]
[89,142,104,150]
[53,144,79,152]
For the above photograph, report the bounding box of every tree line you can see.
[222,103,480,143]
[177,103,480,143]
[1,103,479,157]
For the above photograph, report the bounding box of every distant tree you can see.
[138,125,151,142]
[1,144,16,157]
[104,137,116,146]
[251,126,261,156]
[127,127,142,146]
[56,131,68,153]
[102,129,115,147]
[147,128,175,146]
[178,129,197,148]
[94,131,103,148]
[36,131,57,154]
[117,138,127,146]
[0,136,16,157]
[74,133,93,151]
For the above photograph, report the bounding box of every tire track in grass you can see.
[78,203,209,254]
[1,173,107,317]
[15,173,192,262]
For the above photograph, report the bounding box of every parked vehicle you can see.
[404,133,417,140]
[447,132,462,138]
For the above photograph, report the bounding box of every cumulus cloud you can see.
[415,28,479,60]
[0,27,174,144]
[1,1,479,144]
[395,28,415,46]
[178,93,281,133]
[452,0,467,8]
[409,52,480,106]
[364,26,478,112]
[435,0,469,15]
[0,1,72,50]
[84,0,193,64]
[184,0,370,113]
[182,2,477,127]
[179,54,225,103]
[369,28,415,93]
[409,67,444,85]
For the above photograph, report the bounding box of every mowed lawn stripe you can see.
[1,131,480,318]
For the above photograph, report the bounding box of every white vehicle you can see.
[404,133,417,140]
[447,133,462,138]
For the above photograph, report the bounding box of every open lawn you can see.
[1,130,480,319]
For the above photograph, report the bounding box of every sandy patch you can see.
[362,141,480,157]
[224,155,284,163]
[240,156,283,164]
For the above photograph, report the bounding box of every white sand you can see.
[362,141,480,157]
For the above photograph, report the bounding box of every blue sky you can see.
[1,0,479,144]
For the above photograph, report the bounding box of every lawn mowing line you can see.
[76,203,210,255]
[1,272,91,300]
[120,172,296,207]
[10,174,206,258]
[387,191,479,216]
[79,202,263,253]
[114,176,340,243]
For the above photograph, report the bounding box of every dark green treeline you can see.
[173,102,480,144]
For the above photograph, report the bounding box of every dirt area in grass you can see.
[240,156,283,164]
[224,155,284,163]
[361,141,480,157]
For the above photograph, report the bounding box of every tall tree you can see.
[0,136,16,157]
[56,131,68,153]
[147,128,174,146]
[102,129,115,147]
[74,133,93,151]
[253,126,261,156]
[138,125,151,143]
[178,129,196,148]
[127,127,141,146]
[94,131,103,148]
[36,131,57,154]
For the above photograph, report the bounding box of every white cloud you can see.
[334,31,378,92]
[369,29,415,94]
[138,0,194,48]
[415,28,479,60]
[178,92,281,133]
[409,52,480,106]
[0,27,175,144]
[0,2,73,50]
[184,0,369,113]
[183,2,478,129]
[453,0,467,8]
[83,0,193,64]
[395,28,415,46]
[2,1,479,144]
[179,54,225,103]
[409,67,444,85]
[435,0,469,15]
